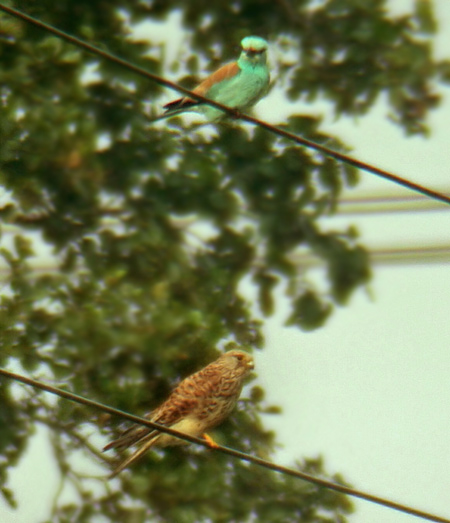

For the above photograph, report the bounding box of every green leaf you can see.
[414,0,437,34]
[14,235,34,259]
[286,291,333,331]
[1,487,17,509]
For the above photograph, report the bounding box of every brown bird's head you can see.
[217,350,254,378]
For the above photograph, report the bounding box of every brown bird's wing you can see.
[102,416,157,452]
[103,387,201,453]
[104,389,201,479]
[163,356,245,431]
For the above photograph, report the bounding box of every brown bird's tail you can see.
[104,423,160,478]
[103,423,155,452]
[106,434,160,479]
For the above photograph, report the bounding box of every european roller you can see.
[157,36,270,122]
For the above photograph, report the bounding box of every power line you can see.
[0,367,449,523]
[1,4,450,207]
[289,245,450,267]
[369,245,450,265]
[337,193,450,215]
[1,244,450,281]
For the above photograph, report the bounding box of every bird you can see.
[103,349,254,478]
[154,36,270,122]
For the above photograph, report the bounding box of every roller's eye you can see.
[235,354,244,361]
[242,48,265,56]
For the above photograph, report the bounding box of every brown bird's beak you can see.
[247,360,255,370]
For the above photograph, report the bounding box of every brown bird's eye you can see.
[235,354,243,360]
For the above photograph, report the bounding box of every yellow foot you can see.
[203,433,219,449]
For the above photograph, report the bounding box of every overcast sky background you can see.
[1,0,450,522]
[257,1,450,521]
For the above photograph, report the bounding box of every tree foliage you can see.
[0,0,445,521]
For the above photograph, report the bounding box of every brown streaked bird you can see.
[103,350,254,478]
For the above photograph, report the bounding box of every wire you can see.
[1,244,450,281]
[1,4,450,207]
[0,368,449,523]
[290,245,450,267]
[337,193,450,215]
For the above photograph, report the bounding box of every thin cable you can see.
[1,4,450,207]
[289,245,450,267]
[0,368,449,523]
[337,192,450,215]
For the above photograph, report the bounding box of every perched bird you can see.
[104,350,254,478]
[155,36,270,122]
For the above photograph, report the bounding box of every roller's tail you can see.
[147,98,202,123]
[146,108,187,123]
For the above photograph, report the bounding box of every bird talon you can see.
[229,108,243,120]
[203,433,219,449]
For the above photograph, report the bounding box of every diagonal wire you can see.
[1,4,450,207]
[0,367,449,523]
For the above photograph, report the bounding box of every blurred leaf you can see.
[1,487,17,509]
[286,290,333,331]
[14,235,34,259]
[414,0,437,34]
[254,270,279,316]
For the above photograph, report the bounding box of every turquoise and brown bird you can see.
[104,350,254,478]
[155,36,270,122]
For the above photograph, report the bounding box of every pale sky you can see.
[257,1,450,521]
[2,1,450,522]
